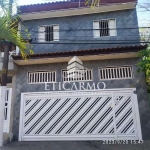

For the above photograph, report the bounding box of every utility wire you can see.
[30,38,143,42]
[22,35,148,37]
[20,33,150,37]
[19,26,150,32]
[21,34,147,36]
[31,41,149,44]
[21,36,149,39]
[22,27,150,33]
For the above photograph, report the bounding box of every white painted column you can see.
[0,86,6,147]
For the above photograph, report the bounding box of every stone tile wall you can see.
[11,58,150,140]
[22,9,140,54]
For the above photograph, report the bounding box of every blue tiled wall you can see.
[12,58,150,140]
[22,9,140,54]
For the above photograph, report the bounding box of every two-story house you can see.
[3,0,150,143]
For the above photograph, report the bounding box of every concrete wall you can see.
[22,9,140,54]
[12,58,150,140]
[7,75,17,135]
[0,59,18,77]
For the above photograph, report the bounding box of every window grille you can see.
[28,71,56,83]
[93,19,116,37]
[38,25,59,42]
[100,20,109,36]
[45,26,53,41]
[62,69,93,82]
[99,66,133,80]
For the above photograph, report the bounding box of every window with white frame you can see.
[99,66,133,80]
[62,69,93,82]
[28,71,56,84]
[93,19,117,37]
[38,25,59,42]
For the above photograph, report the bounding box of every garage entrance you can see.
[19,88,142,141]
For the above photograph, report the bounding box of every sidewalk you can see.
[1,141,150,150]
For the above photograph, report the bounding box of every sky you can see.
[18,0,55,5]
[18,0,150,27]
[137,0,150,26]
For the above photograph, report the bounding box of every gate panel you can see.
[113,92,138,139]
[19,89,142,141]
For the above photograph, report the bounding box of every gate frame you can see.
[19,88,142,141]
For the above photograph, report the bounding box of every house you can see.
[2,0,150,143]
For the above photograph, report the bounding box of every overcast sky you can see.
[18,0,150,27]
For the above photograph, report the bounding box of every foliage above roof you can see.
[0,0,33,58]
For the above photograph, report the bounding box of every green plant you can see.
[0,0,33,58]
[85,0,101,7]
[137,45,150,92]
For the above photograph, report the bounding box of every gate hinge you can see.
[133,90,137,94]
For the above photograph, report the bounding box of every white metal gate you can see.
[19,88,142,141]
[3,88,12,133]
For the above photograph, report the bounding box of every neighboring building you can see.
[2,0,150,143]
[0,47,17,130]
[0,47,17,143]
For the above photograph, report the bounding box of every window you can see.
[93,19,117,37]
[38,25,59,42]
[99,66,133,80]
[62,69,93,82]
[28,71,56,84]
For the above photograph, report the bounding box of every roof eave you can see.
[20,2,137,20]
[12,45,147,65]
[13,52,140,66]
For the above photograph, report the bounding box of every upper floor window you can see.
[93,19,117,38]
[38,25,59,42]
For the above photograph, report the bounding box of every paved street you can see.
[1,141,150,150]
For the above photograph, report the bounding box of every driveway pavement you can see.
[1,141,150,150]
